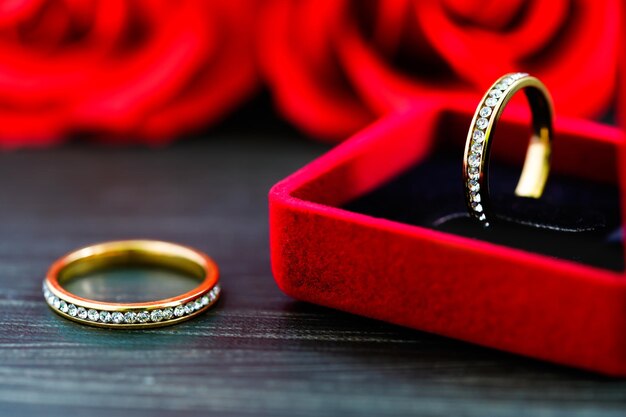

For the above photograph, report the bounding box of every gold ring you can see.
[463,72,553,227]
[42,240,220,328]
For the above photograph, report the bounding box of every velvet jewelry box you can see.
[269,100,626,376]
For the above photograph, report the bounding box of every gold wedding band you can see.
[42,240,220,328]
[463,72,553,227]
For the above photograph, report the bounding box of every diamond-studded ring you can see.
[463,72,554,227]
[43,240,221,328]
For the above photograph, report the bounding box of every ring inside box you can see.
[342,109,624,272]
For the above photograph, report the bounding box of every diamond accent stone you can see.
[201,295,210,306]
[77,307,88,319]
[87,309,99,321]
[59,300,69,313]
[174,305,185,317]
[489,89,502,98]
[471,202,484,212]
[468,153,481,168]
[194,300,203,311]
[68,304,78,317]
[503,76,514,86]
[468,180,480,192]
[472,129,485,142]
[112,312,124,324]
[479,107,492,118]
[150,310,164,322]
[476,118,489,130]
[162,308,174,320]
[52,297,61,309]
[124,312,136,324]
[478,214,487,221]
[471,141,483,153]
[468,166,479,180]
[485,97,498,107]
[136,311,150,323]
[99,311,112,323]
[495,82,507,91]
[184,303,195,315]
[470,192,481,203]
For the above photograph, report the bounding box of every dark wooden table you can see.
[1,127,626,417]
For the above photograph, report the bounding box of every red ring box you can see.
[269,100,625,375]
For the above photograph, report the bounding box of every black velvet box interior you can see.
[344,117,624,272]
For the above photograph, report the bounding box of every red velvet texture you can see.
[269,102,626,376]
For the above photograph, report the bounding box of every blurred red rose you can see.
[258,0,619,141]
[0,0,258,147]
[621,15,626,129]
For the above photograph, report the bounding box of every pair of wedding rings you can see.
[43,73,549,329]
[462,72,553,227]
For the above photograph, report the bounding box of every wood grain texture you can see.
[1,134,626,417]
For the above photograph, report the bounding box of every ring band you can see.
[42,240,220,328]
[463,72,553,227]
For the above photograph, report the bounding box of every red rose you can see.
[622,19,626,130]
[258,0,619,141]
[0,0,258,147]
